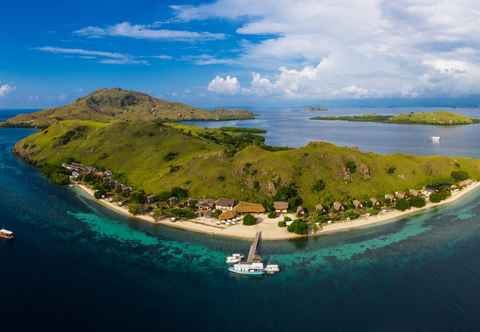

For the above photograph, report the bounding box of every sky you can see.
[2,0,480,108]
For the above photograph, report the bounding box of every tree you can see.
[170,187,189,199]
[311,179,326,193]
[164,208,196,219]
[409,196,426,208]
[287,220,308,234]
[387,166,396,174]
[278,221,286,227]
[243,214,257,225]
[130,191,146,204]
[430,190,451,203]
[451,170,469,182]
[346,160,357,174]
[128,204,142,215]
[268,211,277,219]
[395,199,411,211]
[94,189,106,199]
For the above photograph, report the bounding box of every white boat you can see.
[228,262,265,276]
[265,264,280,274]
[0,229,15,240]
[431,136,440,143]
[226,253,244,264]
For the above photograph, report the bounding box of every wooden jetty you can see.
[247,231,262,263]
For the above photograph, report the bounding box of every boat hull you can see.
[228,267,264,276]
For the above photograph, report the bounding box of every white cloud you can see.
[182,54,237,65]
[35,46,148,65]
[175,0,480,99]
[75,22,225,41]
[208,75,241,95]
[0,84,14,97]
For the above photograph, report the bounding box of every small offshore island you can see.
[6,88,480,240]
[312,111,480,125]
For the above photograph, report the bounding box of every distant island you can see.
[305,106,328,112]
[312,111,480,125]
[6,88,480,239]
[0,88,254,129]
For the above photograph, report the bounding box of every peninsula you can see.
[7,88,480,240]
[312,111,480,125]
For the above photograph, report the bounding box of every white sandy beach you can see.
[74,181,480,241]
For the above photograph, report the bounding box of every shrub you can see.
[94,190,106,199]
[287,220,308,235]
[217,175,225,182]
[128,204,142,215]
[268,211,277,219]
[163,152,178,161]
[409,196,426,208]
[430,190,451,203]
[243,214,257,226]
[154,191,172,202]
[311,179,326,193]
[283,216,292,222]
[427,179,453,191]
[278,221,286,227]
[395,199,411,211]
[387,166,396,174]
[164,208,196,219]
[344,210,360,220]
[451,170,469,182]
[367,207,380,215]
[346,160,357,174]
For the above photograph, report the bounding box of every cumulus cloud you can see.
[0,84,14,97]
[208,75,241,94]
[176,0,480,99]
[35,46,148,65]
[75,22,225,41]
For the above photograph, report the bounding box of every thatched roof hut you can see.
[352,200,363,209]
[315,203,325,212]
[384,194,395,202]
[234,201,266,214]
[296,206,305,216]
[333,201,344,211]
[218,210,237,221]
[273,201,289,212]
[369,198,380,206]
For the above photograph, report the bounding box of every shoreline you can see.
[73,181,480,241]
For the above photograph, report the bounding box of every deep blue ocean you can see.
[3,108,480,331]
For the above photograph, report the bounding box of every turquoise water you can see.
[2,110,480,330]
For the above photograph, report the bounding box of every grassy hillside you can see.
[14,120,480,209]
[1,88,254,128]
[312,111,479,125]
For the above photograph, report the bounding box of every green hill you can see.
[13,119,480,209]
[312,111,479,125]
[1,88,254,128]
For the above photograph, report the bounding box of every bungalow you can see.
[395,191,407,199]
[459,179,474,188]
[274,201,289,214]
[384,194,395,202]
[296,206,305,217]
[218,210,237,221]
[145,195,157,205]
[315,203,325,212]
[215,198,236,211]
[197,199,215,215]
[352,200,363,209]
[234,201,266,214]
[369,198,380,207]
[333,201,344,212]
[409,189,420,197]
[167,196,179,207]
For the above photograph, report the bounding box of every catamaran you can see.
[0,229,15,240]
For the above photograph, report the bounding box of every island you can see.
[0,88,254,129]
[305,106,328,112]
[311,111,480,125]
[6,89,480,240]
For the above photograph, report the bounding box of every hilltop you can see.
[312,111,479,125]
[13,119,480,209]
[1,88,254,128]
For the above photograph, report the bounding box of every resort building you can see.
[234,201,266,214]
[333,201,344,212]
[215,198,236,211]
[296,206,305,217]
[274,201,289,214]
[218,210,237,221]
[353,200,363,209]
[197,199,215,215]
